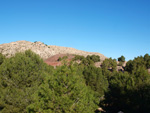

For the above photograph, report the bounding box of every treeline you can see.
[100,54,150,113]
[0,51,150,113]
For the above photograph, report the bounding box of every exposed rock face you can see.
[0,41,55,59]
[0,40,107,60]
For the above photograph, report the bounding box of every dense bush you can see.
[0,53,5,65]
[101,58,117,80]
[58,56,68,61]
[86,55,100,63]
[0,50,53,113]
[118,55,125,62]
[0,51,150,113]
[27,64,98,113]
[102,66,150,113]
[73,55,85,61]
[125,54,150,73]
[0,51,99,113]
[102,54,150,113]
[73,55,100,66]
[83,65,108,97]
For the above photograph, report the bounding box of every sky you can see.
[0,0,150,61]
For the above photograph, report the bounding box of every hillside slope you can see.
[0,40,107,60]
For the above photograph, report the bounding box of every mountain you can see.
[0,40,107,60]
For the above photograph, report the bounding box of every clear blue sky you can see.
[0,0,149,61]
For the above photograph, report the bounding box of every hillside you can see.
[0,40,107,60]
[44,54,75,67]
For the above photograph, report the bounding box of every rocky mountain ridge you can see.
[0,40,107,60]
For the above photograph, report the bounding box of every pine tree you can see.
[0,50,49,113]
[83,65,108,97]
[27,64,98,113]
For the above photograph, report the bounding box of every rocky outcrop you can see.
[0,41,55,59]
[0,40,107,60]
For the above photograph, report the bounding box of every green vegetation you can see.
[83,65,108,97]
[0,50,53,113]
[73,55,100,66]
[118,61,123,66]
[0,53,5,65]
[118,55,125,62]
[0,51,150,113]
[101,58,117,80]
[125,54,150,74]
[73,55,85,61]
[58,56,68,61]
[28,65,98,113]
[101,54,150,113]
[118,55,125,66]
